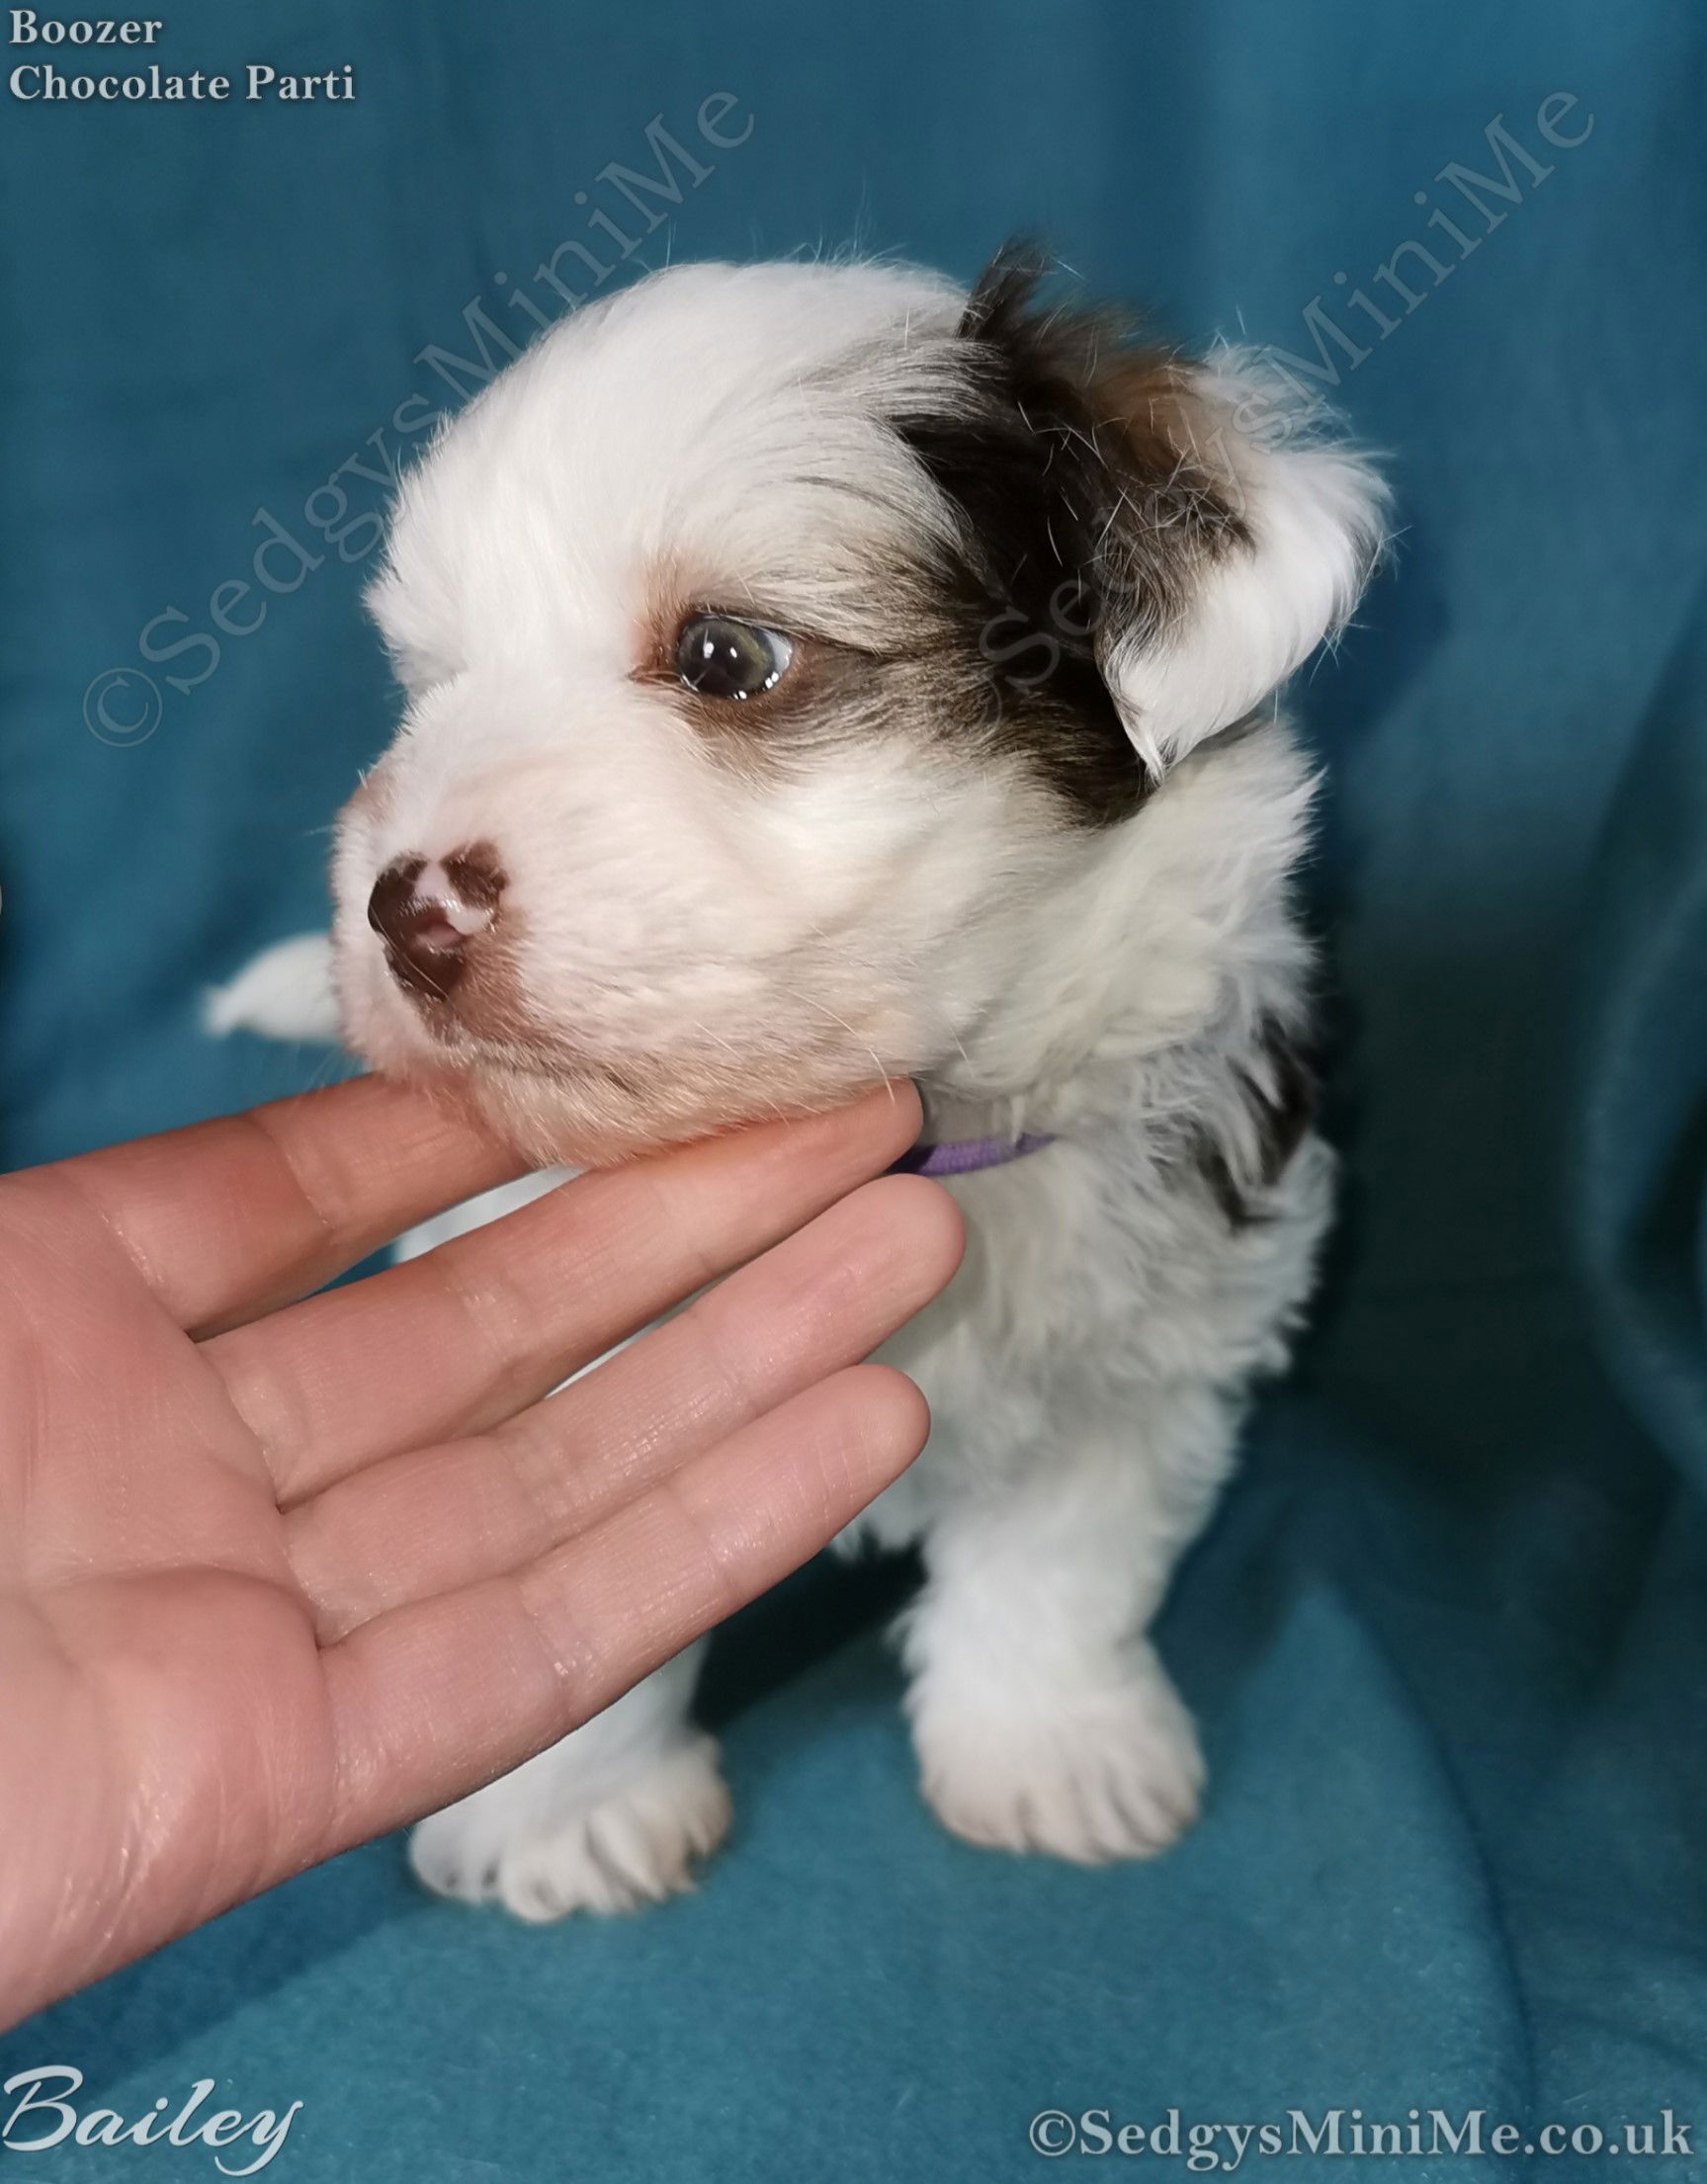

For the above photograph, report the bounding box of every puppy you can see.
[217,249,1386,1918]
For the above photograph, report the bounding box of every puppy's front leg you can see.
[901,1382,1239,1863]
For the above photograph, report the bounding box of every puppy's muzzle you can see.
[368,845,506,1003]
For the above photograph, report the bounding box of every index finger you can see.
[44,1075,526,1335]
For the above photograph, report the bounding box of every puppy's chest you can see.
[880,1136,1221,1412]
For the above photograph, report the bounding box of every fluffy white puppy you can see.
[218,249,1386,1918]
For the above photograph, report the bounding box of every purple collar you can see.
[889,1132,1055,1179]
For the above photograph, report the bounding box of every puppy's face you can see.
[333,255,1383,1163]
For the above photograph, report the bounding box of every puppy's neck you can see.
[919,720,1316,1145]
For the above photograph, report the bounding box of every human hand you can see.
[0,1077,961,2027]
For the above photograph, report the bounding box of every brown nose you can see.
[367,846,506,1002]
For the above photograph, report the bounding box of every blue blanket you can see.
[4,1,1705,2174]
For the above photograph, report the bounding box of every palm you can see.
[0,1078,958,2028]
[1,1218,329,2009]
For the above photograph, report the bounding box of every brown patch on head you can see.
[891,243,1251,825]
[618,251,1252,818]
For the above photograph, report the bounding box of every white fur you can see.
[407,1643,726,1917]
[216,259,1382,1910]
[206,931,338,1042]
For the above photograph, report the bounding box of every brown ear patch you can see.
[894,243,1249,825]
[956,245,1249,635]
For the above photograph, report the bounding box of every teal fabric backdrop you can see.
[4,2,1705,2175]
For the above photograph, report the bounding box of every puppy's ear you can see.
[949,247,1390,776]
[1099,349,1391,773]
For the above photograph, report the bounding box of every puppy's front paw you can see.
[913,1651,1205,1864]
[409,1734,732,1921]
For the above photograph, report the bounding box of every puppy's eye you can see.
[674,614,795,702]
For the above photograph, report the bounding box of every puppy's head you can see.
[334,250,1385,1162]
